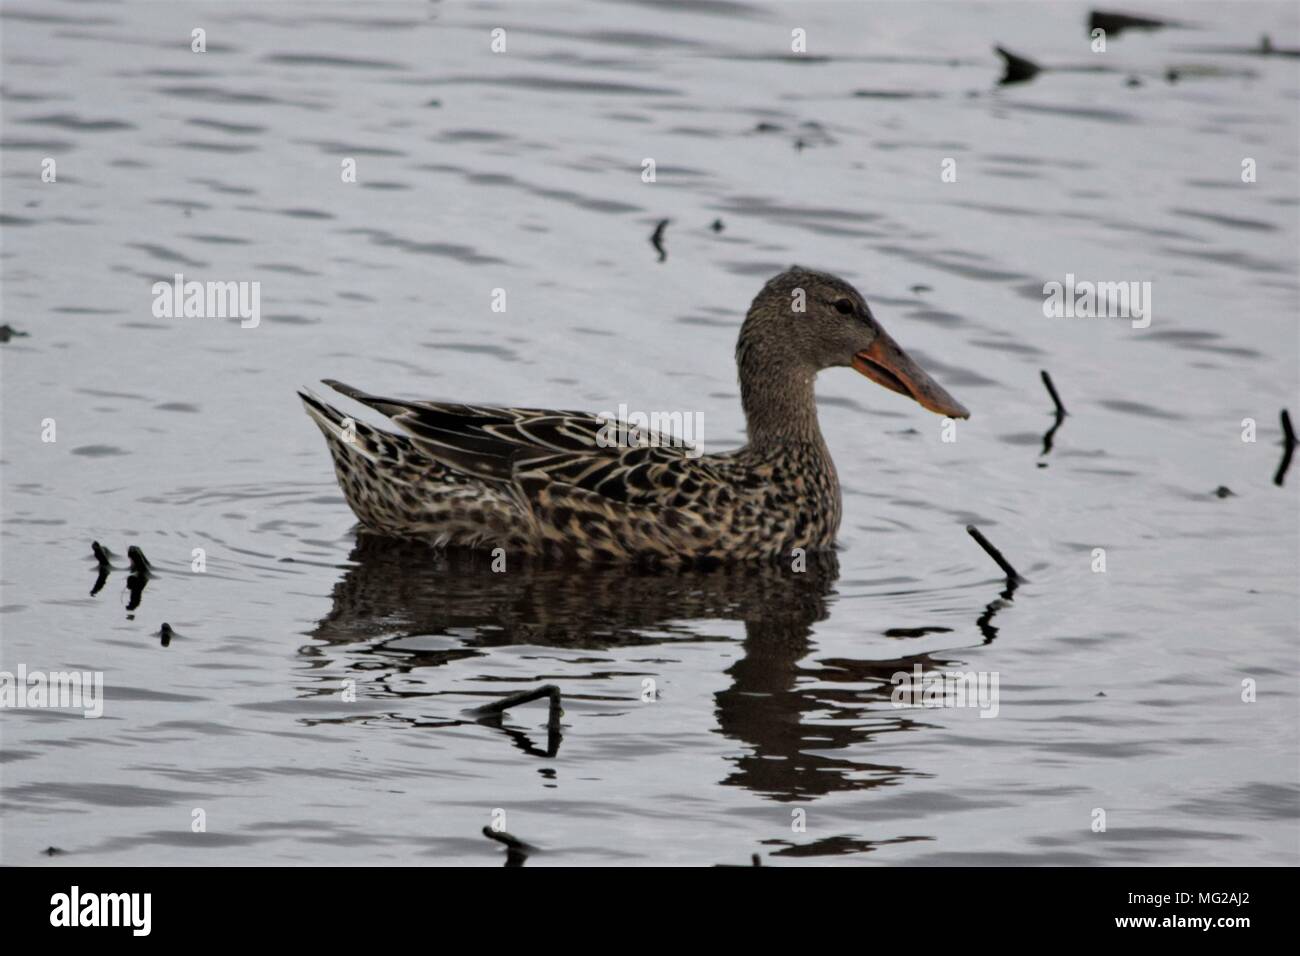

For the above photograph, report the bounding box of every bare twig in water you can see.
[995,46,1041,85]
[966,525,1023,583]
[90,541,113,596]
[468,684,562,721]
[976,578,1019,644]
[127,545,151,576]
[1040,370,1067,456]
[1040,370,1066,417]
[125,546,151,612]
[1275,409,1297,486]
[482,826,535,867]
[650,219,668,262]
[1088,10,1174,37]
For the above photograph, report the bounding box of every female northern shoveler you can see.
[300,267,968,563]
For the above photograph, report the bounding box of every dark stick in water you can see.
[1040,370,1067,417]
[468,684,562,729]
[966,525,1022,582]
[90,541,113,596]
[482,826,534,867]
[1275,408,1297,486]
[995,46,1042,85]
[650,219,668,262]
[127,545,151,577]
[1040,370,1067,456]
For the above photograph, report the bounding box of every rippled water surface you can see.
[2,0,1298,865]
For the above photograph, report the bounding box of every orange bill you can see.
[852,331,970,419]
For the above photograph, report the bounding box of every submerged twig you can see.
[468,684,561,720]
[127,545,151,577]
[1040,370,1067,417]
[966,525,1022,583]
[1039,370,1067,456]
[976,579,1019,644]
[482,826,535,867]
[1275,409,1297,487]
[90,541,113,596]
[995,46,1041,85]
[650,219,668,262]
[125,546,151,612]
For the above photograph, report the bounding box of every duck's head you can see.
[739,267,970,419]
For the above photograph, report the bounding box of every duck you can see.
[299,267,968,564]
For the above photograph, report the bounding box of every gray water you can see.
[2,0,1297,866]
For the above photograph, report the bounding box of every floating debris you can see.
[125,546,151,612]
[90,541,113,596]
[482,826,534,867]
[967,524,1023,641]
[467,685,563,756]
[1214,486,1235,499]
[995,46,1041,85]
[1254,34,1300,57]
[1184,35,1300,58]
[468,684,562,727]
[649,218,668,262]
[1089,10,1173,37]
[127,545,151,576]
[1274,409,1296,487]
[0,324,30,343]
[1040,370,1067,456]
[43,846,65,856]
[910,284,932,294]
[976,577,1019,644]
[710,218,724,233]
[966,525,1022,583]
[1040,370,1067,417]
[159,622,175,647]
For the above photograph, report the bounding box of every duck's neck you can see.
[738,350,828,450]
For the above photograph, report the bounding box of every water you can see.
[2,0,1297,866]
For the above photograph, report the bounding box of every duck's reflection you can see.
[307,536,969,801]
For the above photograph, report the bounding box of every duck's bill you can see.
[852,332,970,419]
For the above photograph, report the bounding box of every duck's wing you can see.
[321,380,728,510]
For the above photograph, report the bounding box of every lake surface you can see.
[2,0,1297,866]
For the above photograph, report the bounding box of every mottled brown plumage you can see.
[300,267,968,564]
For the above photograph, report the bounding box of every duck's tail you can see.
[298,383,528,546]
[298,386,420,530]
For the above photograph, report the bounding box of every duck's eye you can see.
[834,298,854,316]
